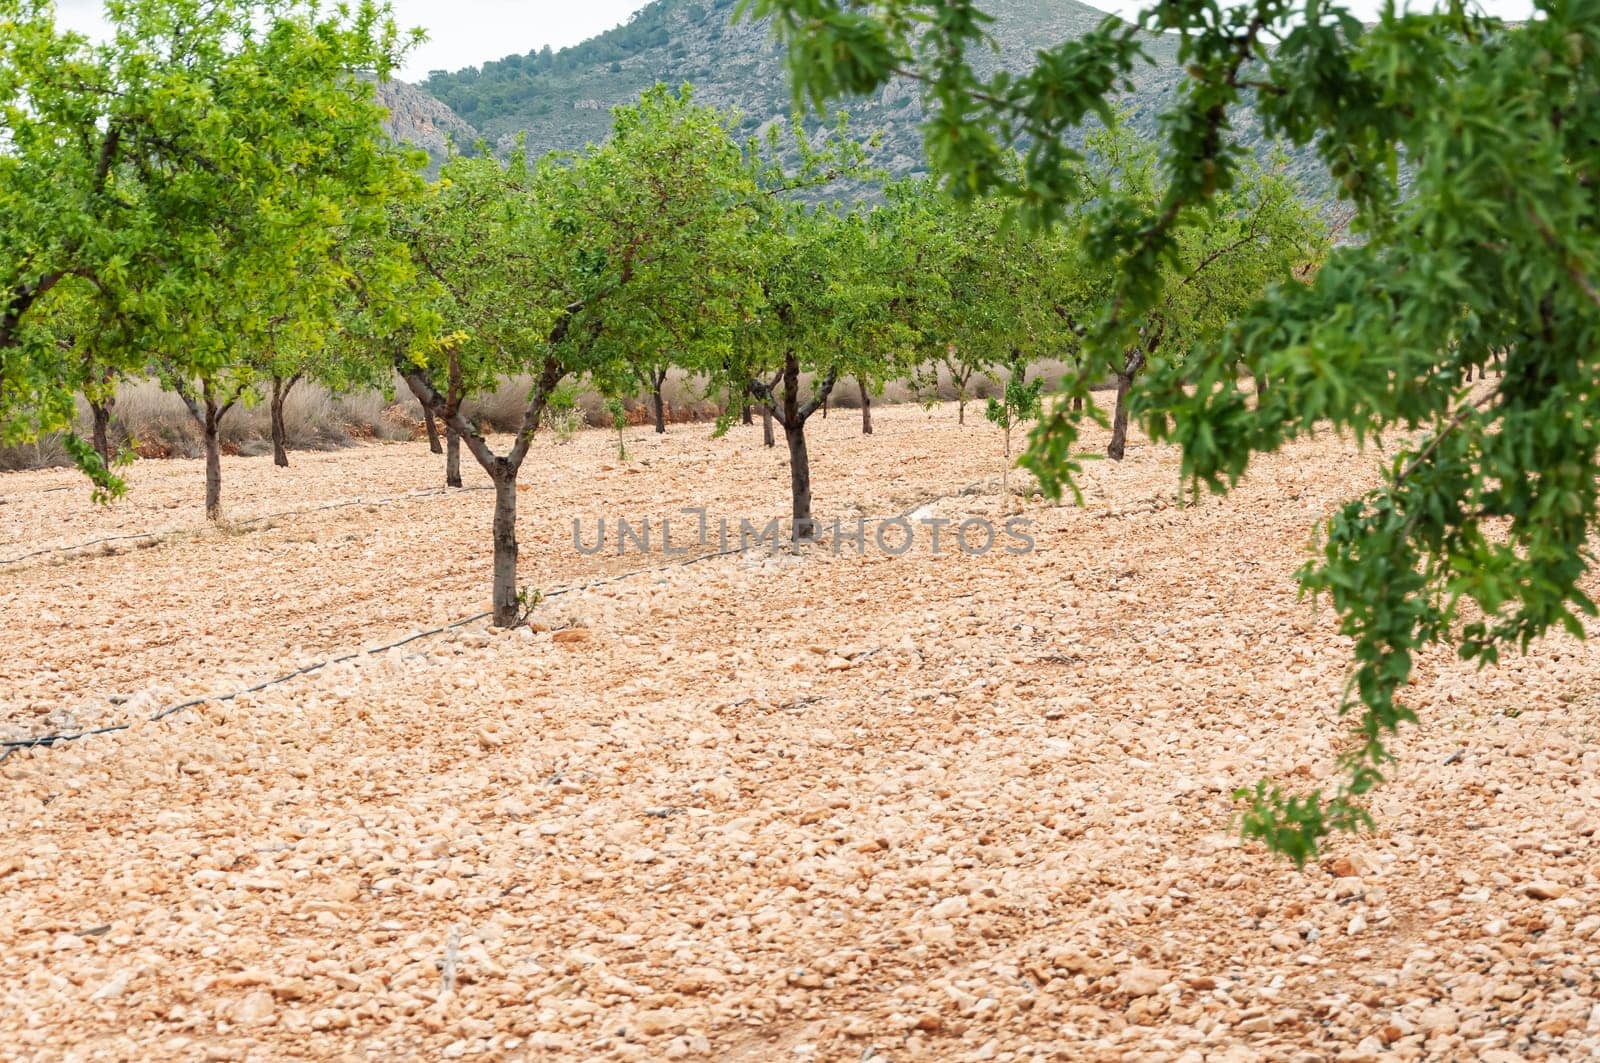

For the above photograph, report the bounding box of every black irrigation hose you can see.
[0,610,494,762]
[0,477,995,764]
[0,549,736,761]
[0,486,495,567]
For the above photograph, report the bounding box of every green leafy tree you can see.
[396,86,759,626]
[984,371,1043,505]
[607,396,630,460]
[0,0,422,500]
[164,148,424,520]
[255,321,395,469]
[1071,123,1325,460]
[889,179,1060,426]
[28,278,133,473]
[745,0,1598,861]
[387,144,547,491]
[719,203,911,540]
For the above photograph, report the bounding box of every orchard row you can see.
[0,2,1324,629]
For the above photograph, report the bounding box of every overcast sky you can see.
[51,0,1540,82]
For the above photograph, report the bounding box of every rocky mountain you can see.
[411,0,1325,196]
[373,78,481,174]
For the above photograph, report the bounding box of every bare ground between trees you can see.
[1,404,1597,1062]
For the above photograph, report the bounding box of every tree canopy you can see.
[0,0,423,496]
[745,0,1600,861]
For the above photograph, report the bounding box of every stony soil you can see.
[1,404,1596,1062]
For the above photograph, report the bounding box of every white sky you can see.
[51,0,1540,82]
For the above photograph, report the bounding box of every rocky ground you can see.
[1,404,1596,1062]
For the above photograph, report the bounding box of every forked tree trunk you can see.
[858,377,872,435]
[1108,333,1157,462]
[759,352,838,543]
[90,399,113,468]
[445,427,462,488]
[423,405,443,454]
[268,373,300,469]
[400,353,563,628]
[175,378,236,522]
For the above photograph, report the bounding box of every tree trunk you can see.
[741,402,753,426]
[90,399,112,468]
[785,422,814,540]
[651,374,666,434]
[858,377,872,435]
[423,405,442,454]
[762,406,774,448]
[1253,371,1269,400]
[269,374,294,468]
[398,356,562,630]
[491,468,519,628]
[269,395,288,467]
[773,352,836,542]
[204,416,223,521]
[1107,371,1134,462]
[444,353,464,486]
[445,427,462,488]
[1108,336,1154,462]
[1001,424,1012,500]
[175,379,231,521]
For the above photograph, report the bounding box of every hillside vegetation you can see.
[418,0,1322,191]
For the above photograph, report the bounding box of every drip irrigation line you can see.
[0,485,495,567]
[1,609,493,759]
[0,530,178,567]
[0,476,998,763]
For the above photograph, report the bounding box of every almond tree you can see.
[394,86,759,626]
[985,371,1043,506]
[716,202,914,540]
[256,324,395,469]
[1068,123,1323,461]
[0,0,422,499]
[888,179,1059,426]
[29,278,130,472]
[163,129,425,521]
[754,0,1596,861]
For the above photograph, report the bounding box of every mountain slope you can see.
[420,0,1324,194]
[424,0,1169,172]
[374,78,481,174]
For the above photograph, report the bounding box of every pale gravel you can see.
[1,404,1596,1062]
